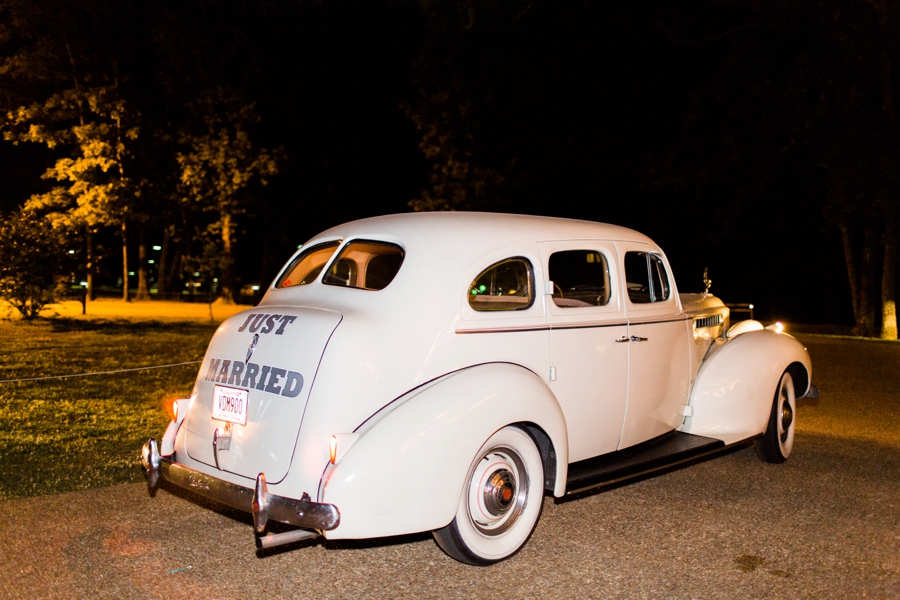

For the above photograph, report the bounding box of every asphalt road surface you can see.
[2,335,898,599]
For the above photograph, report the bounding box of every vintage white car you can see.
[142,212,816,565]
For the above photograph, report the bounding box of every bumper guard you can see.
[141,438,340,535]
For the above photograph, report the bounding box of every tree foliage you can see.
[0,209,72,318]
[645,0,900,337]
[176,91,282,303]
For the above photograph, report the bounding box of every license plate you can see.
[212,385,249,425]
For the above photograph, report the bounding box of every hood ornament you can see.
[246,333,259,362]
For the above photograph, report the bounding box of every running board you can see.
[565,431,725,495]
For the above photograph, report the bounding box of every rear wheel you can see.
[433,426,544,565]
[755,371,796,463]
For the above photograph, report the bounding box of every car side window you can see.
[469,257,534,311]
[548,250,611,307]
[624,251,670,303]
[649,254,670,301]
[322,240,405,290]
[276,241,341,288]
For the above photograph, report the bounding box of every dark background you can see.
[0,0,873,326]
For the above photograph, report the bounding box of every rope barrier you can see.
[0,360,202,384]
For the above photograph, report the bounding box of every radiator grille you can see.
[694,314,723,329]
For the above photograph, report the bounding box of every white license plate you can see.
[212,385,249,425]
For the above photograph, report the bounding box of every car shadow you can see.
[155,478,432,559]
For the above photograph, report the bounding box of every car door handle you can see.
[615,336,630,343]
[630,336,648,342]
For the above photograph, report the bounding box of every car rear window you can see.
[322,240,405,291]
[469,257,535,311]
[276,241,341,288]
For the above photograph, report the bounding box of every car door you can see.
[615,243,692,449]
[539,241,628,462]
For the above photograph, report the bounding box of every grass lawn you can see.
[0,316,225,500]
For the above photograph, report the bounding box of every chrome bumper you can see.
[141,438,340,535]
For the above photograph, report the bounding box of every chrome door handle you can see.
[615,335,648,343]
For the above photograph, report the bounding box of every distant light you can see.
[79,281,88,287]
[68,250,75,254]
[748,304,754,310]
[148,260,155,264]
[251,285,260,291]
[152,245,162,251]
[213,278,218,283]
[194,272,200,277]
[128,271,135,276]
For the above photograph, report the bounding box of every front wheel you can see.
[755,371,796,463]
[433,426,544,565]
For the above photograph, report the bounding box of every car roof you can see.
[310,212,657,249]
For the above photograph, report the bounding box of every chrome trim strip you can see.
[549,319,629,331]
[143,441,340,531]
[456,324,551,334]
[627,316,692,326]
[455,316,688,335]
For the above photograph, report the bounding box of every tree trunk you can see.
[840,222,862,328]
[86,228,96,301]
[157,227,171,295]
[859,218,878,337]
[122,221,130,302]
[219,212,236,304]
[136,225,151,300]
[883,213,898,339]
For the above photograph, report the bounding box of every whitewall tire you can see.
[433,426,544,565]
[755,371,796,463]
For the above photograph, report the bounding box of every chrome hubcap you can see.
[778,382,795,447]
[483,469,516,516]
[781,403,793,435]
[468,446,528,536]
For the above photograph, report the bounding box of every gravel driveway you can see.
[2,335,898,599]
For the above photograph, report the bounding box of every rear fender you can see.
[681,330,811,444]
[319,363,568,540]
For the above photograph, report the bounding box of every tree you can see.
[404,0,535,212]
[0,208,72,319]
[4,84,141,301]
[646,0,900,336]
[176,90,281,303]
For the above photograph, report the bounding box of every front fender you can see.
[681,330,811,444]
[319,363,568,540]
